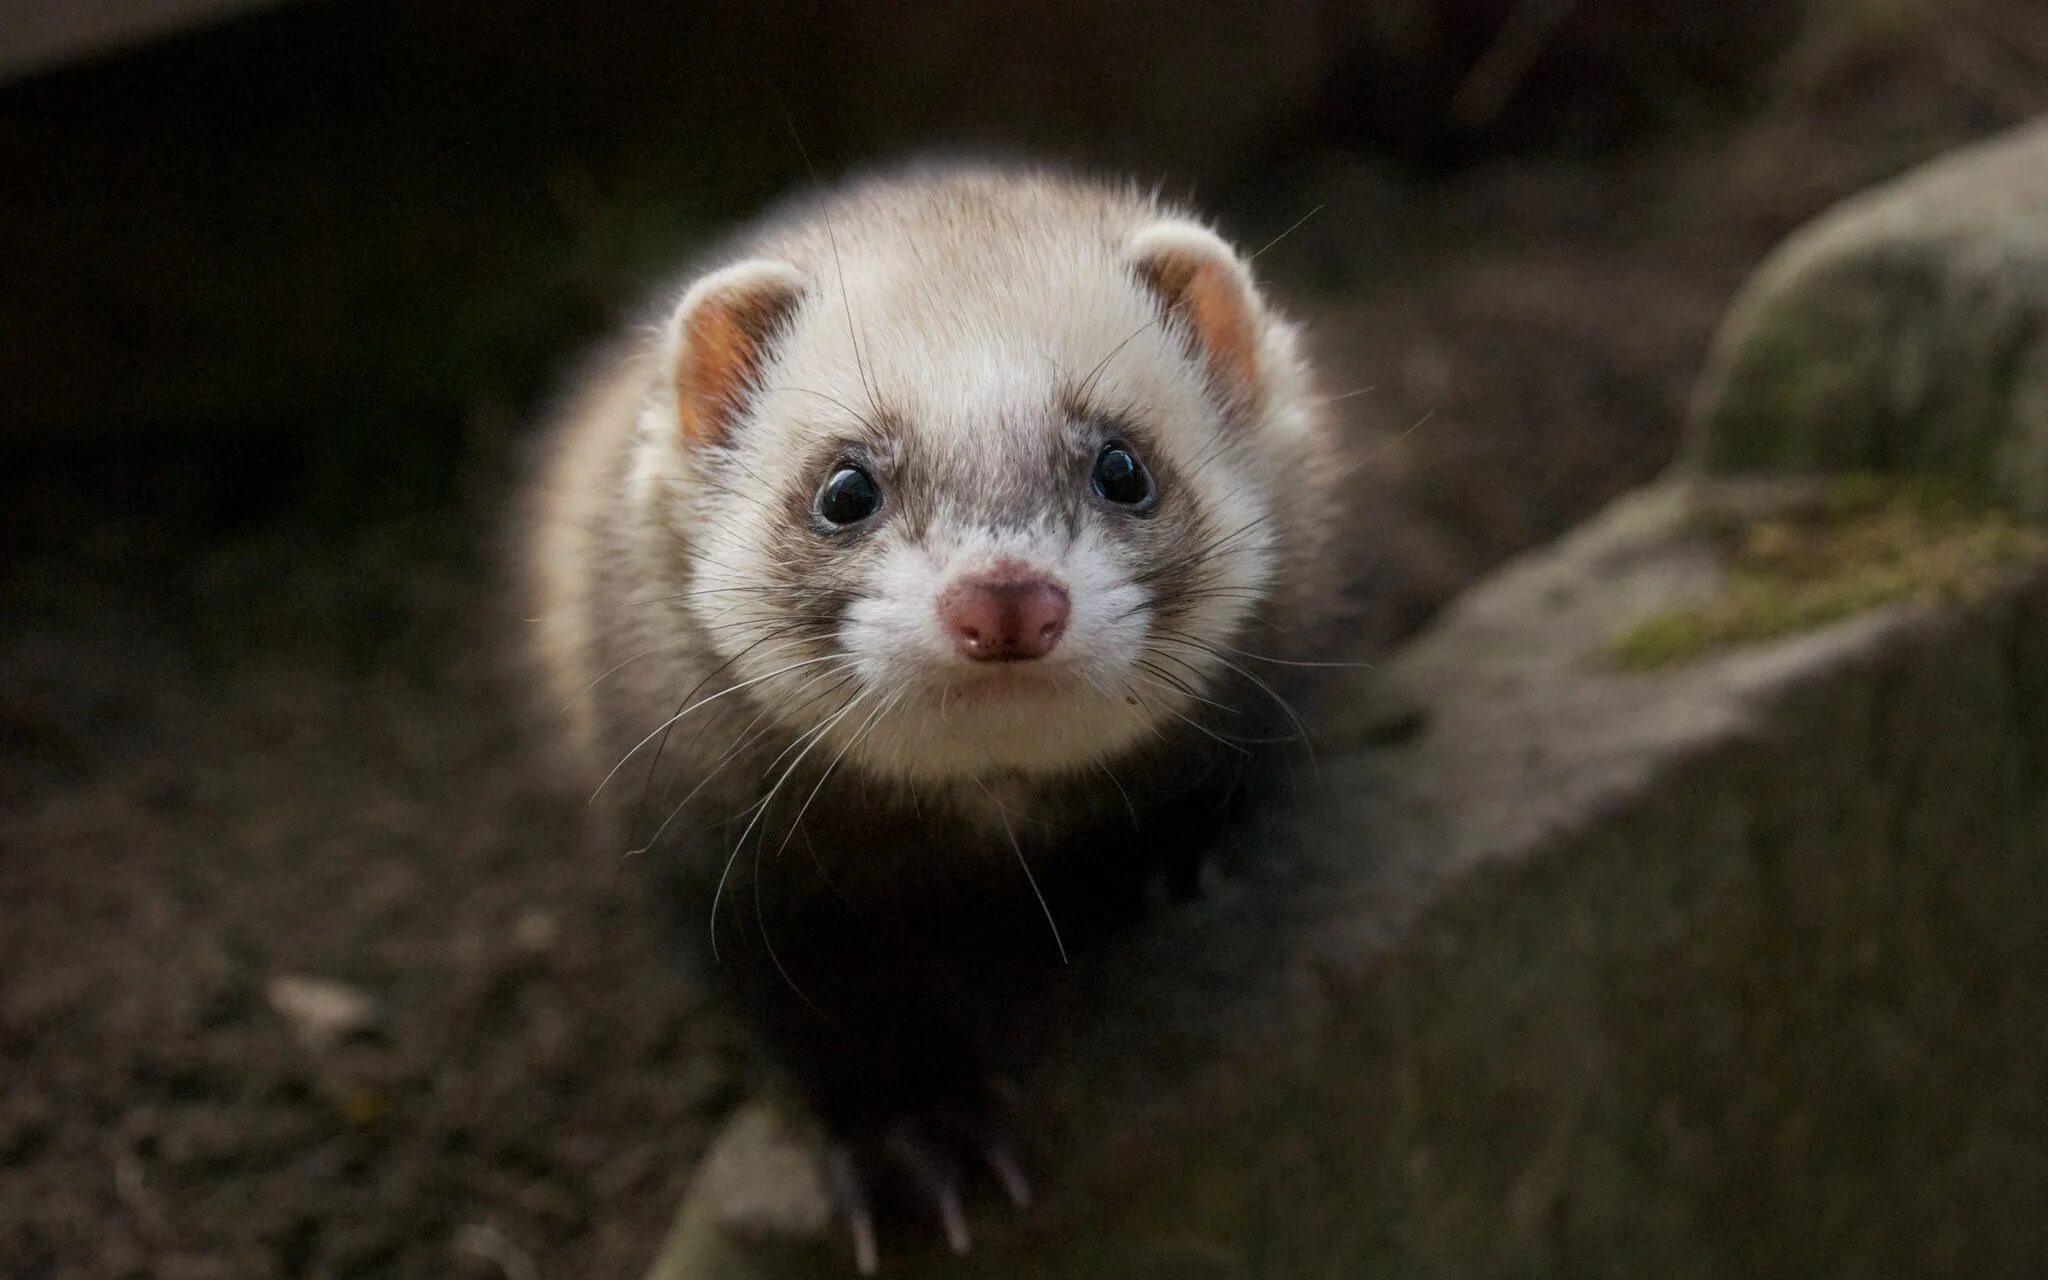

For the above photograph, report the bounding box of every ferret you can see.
[521,162,1364,1272]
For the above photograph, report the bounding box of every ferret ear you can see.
[666,259,807,448]
[1126,221,1262,401]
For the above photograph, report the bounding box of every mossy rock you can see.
[1611,476,2046,669]
[1690,120,2048,519]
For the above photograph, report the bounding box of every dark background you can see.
[3,2,2042,1277]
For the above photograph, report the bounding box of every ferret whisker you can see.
[1142,695,1253,757]
[561,633,702,713]
[774,686,903,884]
[1245,203,1324,263]
[629,626,822,831]
[771,383,888,437]
[1355,410,1438,469]
[1155,631,1308,718]
[1074,315,1162,407]
[636,645,838,824]
[696,667,859,785]
[1133,510,1277,587]
[1142,648,1231,702]
[1132,672,1237,718]
[772,684,902,859]
[1175,633,1374,670]
[593,653,848,803]
[1113,684,1176,747]
[1169,586,1271,605]
[1131,656,1199,695]
[691,612,840,636]
[748,692,873,1024]
[1184,429,1243,478]
[975,777,1069,965]
[1113,585,1258,625]
[629,667,860,856]
[722,678,869,830]
[1152,633,1317,764]
[787,119,884,423]
[1132,659,1238,714]
[615,585,767,609]
[1124,585,1272,622]
[707,444,780,500]
[688,475,781,508]
[1093,758,1140,830]
[713,684,873,963]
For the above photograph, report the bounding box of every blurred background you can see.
[2,2,2043,1277]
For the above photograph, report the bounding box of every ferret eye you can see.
[1091,443,1155,510]
[816,465,882,526]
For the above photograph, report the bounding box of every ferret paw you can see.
[819,1110,1034,1275]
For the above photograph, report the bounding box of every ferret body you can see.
[522,163,1361,1268]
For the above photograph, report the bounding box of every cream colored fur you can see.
[525,166,1338,807]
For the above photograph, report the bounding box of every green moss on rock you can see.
[1612,479,2045,670]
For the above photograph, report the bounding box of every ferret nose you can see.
[938,566,1071,662]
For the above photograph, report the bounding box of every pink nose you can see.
[938,567,1071,662]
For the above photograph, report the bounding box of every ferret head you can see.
[634,170,1326,790]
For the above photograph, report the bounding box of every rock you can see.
[644,1107,839,1280]
[1690,119,2048,519]
[450,1223,538,1280]
[265,974,379,1050]
[644,477,2048,1279]
[511,909,559,954]
[0,1091,53,1166]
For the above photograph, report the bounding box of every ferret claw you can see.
[884,1127,972,1255]
[824,1144,881,1276]
[984,1141,1033,1210]
[818,1102,1034,1271]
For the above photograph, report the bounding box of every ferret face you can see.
[637,174,1319,789]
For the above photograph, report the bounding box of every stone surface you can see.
[647,477,2048,1279]
[264,973,378,1050]
[1691,119,2048,519]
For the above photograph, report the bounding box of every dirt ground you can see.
[3,11,2041,1280]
